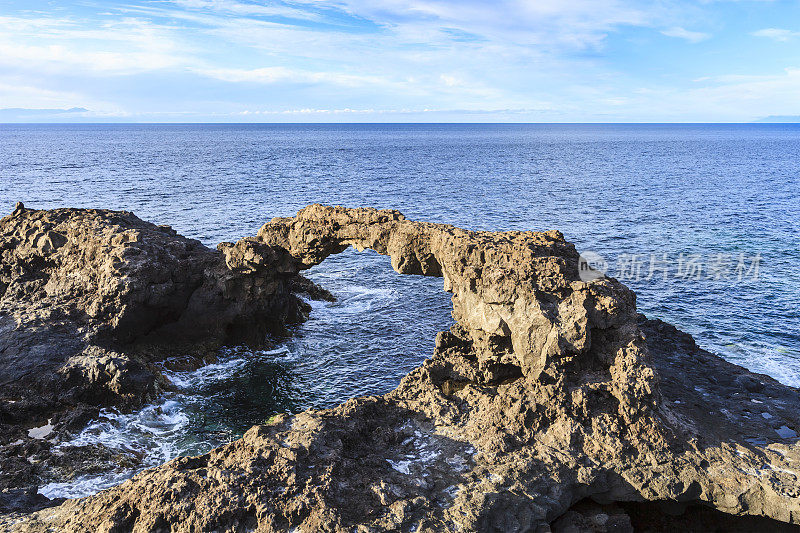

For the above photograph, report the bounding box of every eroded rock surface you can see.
[4,205,800,532]
[0,204,320,510]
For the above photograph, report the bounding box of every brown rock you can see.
[4,205,800,532]
[0,206,323,509]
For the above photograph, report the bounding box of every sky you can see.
[1,0,800,122]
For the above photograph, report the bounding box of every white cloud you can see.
[0,81,83,108]
[122,0,646,111]
[195,66,389,87]
[752,28,800,42]
[660,26,711,43]
[0,15,189,74]
[439,74,460,87]
[306,0,654,50]
[692,67,800,105]
[195,65,502,102]
[0,42,182,73]
[617,67,800,121]
[232,107,555,116]
[170,0,323,20]
[2,0,796,122]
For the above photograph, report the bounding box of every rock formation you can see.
[3,204,800,532]
[0,204,324,512]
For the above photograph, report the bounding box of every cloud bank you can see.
[0,0,799,121]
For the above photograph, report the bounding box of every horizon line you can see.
[1,121,799,125]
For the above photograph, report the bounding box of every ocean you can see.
[1,123,798,497]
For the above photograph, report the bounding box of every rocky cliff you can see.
[4,205,800,532]
[0,204,323,513]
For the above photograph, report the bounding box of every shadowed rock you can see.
[4,205,800,532]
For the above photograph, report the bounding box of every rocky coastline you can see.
[0,203,327,515]
[1,204,799,532]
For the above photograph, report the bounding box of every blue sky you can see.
[1,0,800,122]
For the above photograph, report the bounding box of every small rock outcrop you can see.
[5,205,800,532]
[0,206,321,510]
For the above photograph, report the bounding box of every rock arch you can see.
[223,204,653,415]
[13,205,800,532]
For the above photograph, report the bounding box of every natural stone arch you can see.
[221,204,653,421]
[12,204,800,532]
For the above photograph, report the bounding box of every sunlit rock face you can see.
[257,205,649,401]
[6,205,800,532]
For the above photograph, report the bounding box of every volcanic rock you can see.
[4,205,800,532]
[0,206,319,509]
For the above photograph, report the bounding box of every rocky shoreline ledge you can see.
[0,203,329,515]
[1,204,799,532]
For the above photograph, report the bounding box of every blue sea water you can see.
[1,123,798,497]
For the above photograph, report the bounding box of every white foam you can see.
[28,419,53,440]
[164,355,247,389]
[40,400,193,499]
[39,400,194,498]
[259,346,297,362]
[717,342,800,388]
[303,297,330,312]
[307,284,398,318]
[387,459,412,474]
[164,345,296,389]
[40,341,304,500]
[64,400,190,454]
[39,470,137,500]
